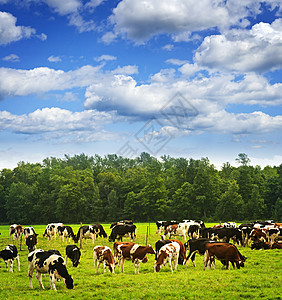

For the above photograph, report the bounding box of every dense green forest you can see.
[0,152,281,224]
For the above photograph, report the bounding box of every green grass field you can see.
[0,223,281,299]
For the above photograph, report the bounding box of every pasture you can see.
[0,223,281,299]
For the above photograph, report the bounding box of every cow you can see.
[95,224,108,238]
[65,245,81,267]
[109,224,136,242]
[154,242,180,273]
[188,224,201,239]
[155,220,178,234]
[251,241,271,250]
[155,239,186,265]
[26,234,38,252]
[0,245,20,272]
[24,227,37,240]
[185,238,215,267]
[43,223,64,239]
[10,224,23,240]
[204,243,246,270]
[28,249,73,291]
[110,220,134,229]
[250,228,267,243]
[114,242,155,274]
[222,222,237,228]
[76,225,99,243]
[93,246,115,273]
[57,226,78,243]
[211,227,243,245]
[266,228,280,245]
[162,224,188,241]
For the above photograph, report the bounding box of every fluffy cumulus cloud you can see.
[194,19,282,73]
[105,0,282,43]
[0,107,117,142]
[0,65,101,97]
[0,11,36,45]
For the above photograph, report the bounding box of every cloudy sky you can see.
[0,0,282,169]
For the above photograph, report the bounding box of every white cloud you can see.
[162,44,174,51]
[94,54,117,62]
[195,19,282,73]
[0,65,102,97]
[44,0,81,15]
[0,107,116,138]
[0,11,36,45]
[2,54,20,62]
[48,55,62,62]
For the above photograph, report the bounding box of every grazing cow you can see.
[110,220,134,229]
[211,228,243,245]
[155,220,178,234]
[251,241,271,250]
[10,224,23,240]
[114,242,155,274]
[28,249,73,291]
[57,226,77,243]
[65,245,81,267]
[108,224,136,242]
[185,238,215,267]
[162,224,188,241]
[271,242,282,249]
[93,246,115,273]
[154,242,180,273]
[188,224,201,239]
[155,239,186,265]
[76,225,99,243]
[204,243,246,270]
[24,227,37,239]
[43,223,64,240]
[95,224,108,238]
[0,245,20,272]
[26,234,38,252]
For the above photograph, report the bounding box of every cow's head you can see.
[63,275,74,289]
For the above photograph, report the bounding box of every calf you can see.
[65,245,81,267]
[10,224,23,240]
[26,234,38,252]
[28,249,73,291]
[57,226,77,243]
[154,242,180,273]
[108,224,136,242]
[0,245,20,272]
[204,243,245,270]
[93,246,115,273]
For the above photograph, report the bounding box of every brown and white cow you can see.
[204,243,246,270]
[93,246,115,273]
[10,224,23,240]
[250,228,267,243]
[154,242,180,273]
[114,242,155,274]
[162,224,188,241]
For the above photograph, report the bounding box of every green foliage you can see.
[0,152,282,224]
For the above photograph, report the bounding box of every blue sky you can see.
[0,0,282,169]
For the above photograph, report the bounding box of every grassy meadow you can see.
[0,223,281,300]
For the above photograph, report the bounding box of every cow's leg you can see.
[49,273,57,291]
[203,250,209,270]
[36,271,45,289]
[121,258,125,273]
[103,261,107,273]
[96,261,101,273]
[16,255,20,271]
[168,258,173,272]
[28,264,34,288]
[174,255,179,270]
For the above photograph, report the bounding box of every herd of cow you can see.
[1,219,281,291]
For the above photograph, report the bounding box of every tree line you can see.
[0,152,281,225]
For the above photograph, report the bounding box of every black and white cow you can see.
[26,234,38,252]
[0,244,20,272]
[57,226,78,243]
[44,223,64,240]
[110,220,134,229]
[28,249,73,291]
[65,245,81,267]
[24,227,37,240]
[76,225,100,243]
[108,224,136,242]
